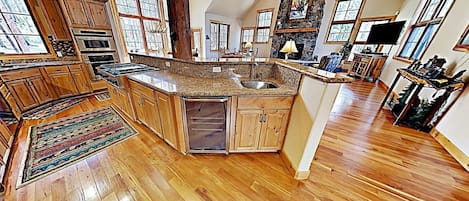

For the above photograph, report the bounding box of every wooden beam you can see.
[273,27,318,34]
[167,0,192,60]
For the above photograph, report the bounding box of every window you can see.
[398,0,453,60]
[210,22,230,51]
[327,0,363,42]
[256,10,273,43]
[0,0,47,54]
[116,0,166,53]
[241,28,254,47]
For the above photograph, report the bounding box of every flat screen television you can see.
[366,21,406,45]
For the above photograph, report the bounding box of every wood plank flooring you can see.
[1,81,468,201]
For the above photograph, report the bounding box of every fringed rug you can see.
[17,106,138,188]
[23,98,85,120]
[95,92,111,102]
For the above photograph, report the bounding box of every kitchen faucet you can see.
[250,63,261,80]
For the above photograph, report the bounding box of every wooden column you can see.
[167,0,192,60]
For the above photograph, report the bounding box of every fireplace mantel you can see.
[274,27,318,34]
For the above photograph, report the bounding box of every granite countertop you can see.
[0,60,82,72]
[130,53,354,84]
[127,70,298,96]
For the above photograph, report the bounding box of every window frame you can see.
[209,21,230,51]
[240,27,255,49]
[325,0,365,44]
[255,8,274,44]
[0,0,54,60]
[115,0,168,54]
[453,25,469,52]
[394,0,454,63]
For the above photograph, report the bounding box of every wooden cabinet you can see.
[107,83,134,119]
[0,120,13,192]
[349,53,387,82]
[7,79,39,111]
[39,0,72,40]
[234,110,263,151]
[62,0,111,29]
[85,0,110,29]
[233,96,292,152]
[28,76,55,104]
[156,91,178,148]
[131,91,163,137]
[4,94,21,119]
[46,66,79,98]
[70,64,92,94]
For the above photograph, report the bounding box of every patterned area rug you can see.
[23,98,85,120]
[95,92,111,102]
[17,106,138,188]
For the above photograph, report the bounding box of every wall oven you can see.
[72,28,116,52]
[183,97,231,154]
[81,52,118,80]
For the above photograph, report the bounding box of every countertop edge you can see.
[0,60,82,72]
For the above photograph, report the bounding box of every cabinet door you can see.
[107,84,119,106]
[132,92,163,137]
[116,88,133,118]
[40,0,71,40]
[234,110,262,151]
[258,110,290,151]
[7,79,38,111]
[28,76,55,104]
[63,0,90,28]
[142,96,163,137]
[5,94,21,119]
[157,92,177,148]
[85,0,111,29]
[71,70,92,94]
[48,73,79,98]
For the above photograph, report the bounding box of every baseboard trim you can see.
[430,128,469,172]
[279,151,310,180]
[378,79,389,91]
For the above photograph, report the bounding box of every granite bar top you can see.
[130,53,353,83]
[0,60,82,72]
[127,70,297,96]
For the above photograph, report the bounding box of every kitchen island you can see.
[107,53,353,179]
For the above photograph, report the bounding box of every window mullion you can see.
[409,25,430,59]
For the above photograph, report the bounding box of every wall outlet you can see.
[56,51,63,57]
[165,61,171,67]
[130,55,134,60]
[212,66,222,73]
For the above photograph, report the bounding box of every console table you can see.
[349,53,387,82]
[380,68,465,132]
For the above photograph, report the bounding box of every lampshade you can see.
[245,41,253,48]
[280,40,298,53]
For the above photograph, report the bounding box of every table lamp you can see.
[280,40,298,60]
[245,41,253,56]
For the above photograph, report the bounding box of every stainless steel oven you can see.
[183,97,231,154]
[72,28,115,52]
[81,52,118,80]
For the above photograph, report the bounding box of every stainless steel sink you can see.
[241,80,279,89]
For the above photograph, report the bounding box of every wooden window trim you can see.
[324,0,366,44]
[0,0,56,60]
[254,8,274,44]
[349,16,395,53]
[209,22,230,52]
[115,0,165,54]
[395,0,454,61]
[240,27,255,49]
[453,25,469,52]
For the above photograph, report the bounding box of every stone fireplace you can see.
[270,0,325,61]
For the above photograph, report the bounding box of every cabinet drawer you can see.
[238,96,294,110]
[129,80,154,98]
[0,68,41,81]
[45,66,69,74]
[68,64,84,72]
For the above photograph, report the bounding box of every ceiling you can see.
[206,0,256,18]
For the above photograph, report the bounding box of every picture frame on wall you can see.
[289,0,310,20]
[454,25,469,52]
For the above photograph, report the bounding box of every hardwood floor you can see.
[1,81,468,201]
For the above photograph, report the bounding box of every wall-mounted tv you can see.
[366,21,406,45]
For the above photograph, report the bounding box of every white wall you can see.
[313,0,403,58]
[379,0,469,156]
[204,13,242,58]
[189,0,213,58]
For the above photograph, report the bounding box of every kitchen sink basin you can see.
[241,80,279,89]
